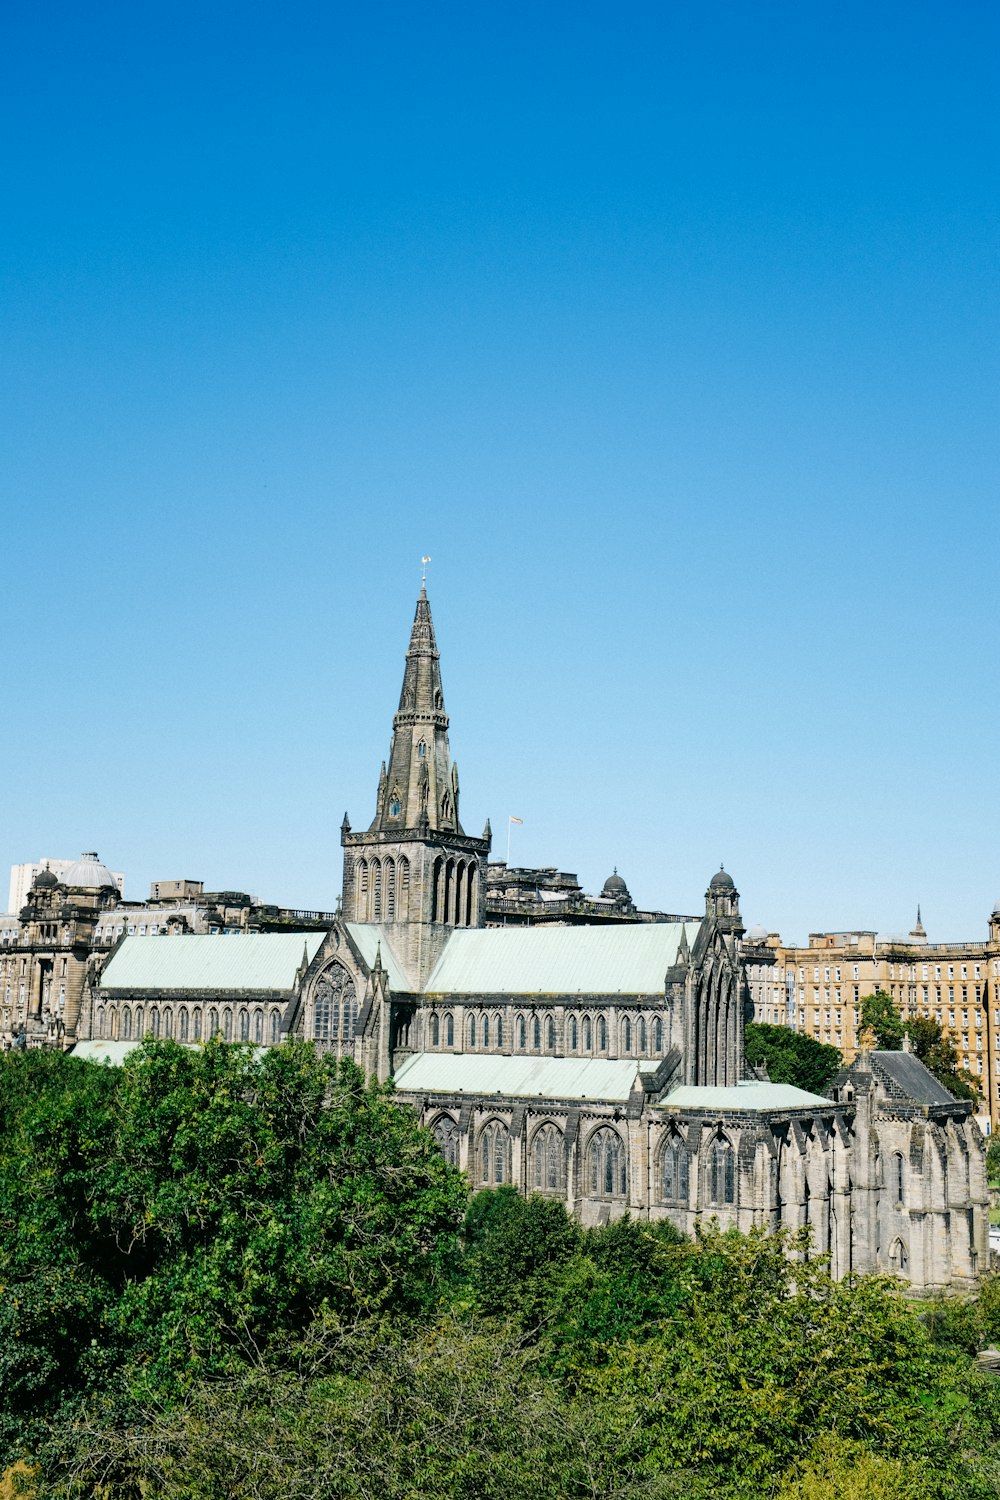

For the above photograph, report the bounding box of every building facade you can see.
[72,587,987,1291]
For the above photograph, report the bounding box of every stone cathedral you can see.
[77,588,987,1291]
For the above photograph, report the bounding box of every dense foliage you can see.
[3,1042,1000,1499]
[744,1022,841,1095]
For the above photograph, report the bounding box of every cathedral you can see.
[56,588,989,1289]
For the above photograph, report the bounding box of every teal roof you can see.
[344,923,411,990]
[393,1051,641,1101]
[99,932,325,993]
[423,922,701,996]
[664,1082,830,1111]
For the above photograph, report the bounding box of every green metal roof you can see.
[344,923,411,990]
[664,1082,831,1111]
[99,932,325,994]
[423,922,701,996]
[393,1050,641,1101]
[70,1040,145,1065]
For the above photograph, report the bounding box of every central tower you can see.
[341,587,491,987]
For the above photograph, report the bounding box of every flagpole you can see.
[507,816,511,867]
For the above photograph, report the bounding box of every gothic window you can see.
[546,1015,555,1050]
[589,1127,628,1198]
[531,1123,564,1193]
[385,858,396,918]
[359,861,369,897]
[152,1007,161,1038]
[254,1009,263,1043]
[208,1008,218,1036]
[270,1010,280,1044]
[163,1008,173,1040]
[446,1013,454,1046]
[399,858,410,916]
[532,1015,541,1049]
[623,1018,632,1052]
[889,1237,908,1273]
[495,1014,503,1047]
[469,1014,476,1047]
[135,1006,144,1036]
[179,1009,189,1042]
[482,1014,490,1047]
[373,864,382,920]
[653,1017,663,1052]
[441,791,452,822]
[193,1009,202,1041]
[417,739,426,758]
[517,1014,526,1049]
[479,1120,511,1185]
[433,1115,460,1168]
[638,1018,647,1052]
[389,790,402,818]
[431,1013,440,1045]
[661,1136,690,1204]
[313,964,356,1042]
[708,1136,736,1206]
[893,1152,905,1206]
[122,1007,132,1040]
[583,1015,592,1049]
[223,1009,233,1041]
[237,1008,248,1042]
[569,1015,578,1050]
[597,1015,607,1050]
[96,1006,105,1038]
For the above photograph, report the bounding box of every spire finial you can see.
[421,554,431,593]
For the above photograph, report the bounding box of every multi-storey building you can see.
[8,857,125,915]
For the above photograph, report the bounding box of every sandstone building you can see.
[61,587,986,1291]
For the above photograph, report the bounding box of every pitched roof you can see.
[664,1082,831,1111]
[344,923,411,990]
[99,932,325,994]
[871,1051,957,1106]
[423,922,702,996]
[392,1050,641,1101]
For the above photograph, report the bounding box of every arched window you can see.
[313,964,356,1042]
[161,1007,172,1039]
[589,1127,628,1197]
[532,1015,541,1049]
[623,1018,632,1051]
[889,1237,908,1273]
[583,1015,592,1049]
[149,1007,160,1038]
[893,1152,905,1206]
[192,1009,202,1041]
[179,1009,189,1042]
[223,1009,233,1041]
[708,1136,736,1205]
[135,1006,144,1036]
[431,1013,440,1045]
[385,857,396,919]
[653,1017,663,1052]
[96,1006,106,1039]
[373,863,382,920]
[359,860,369,900]
[479,1120,511,1185]
[253,1009,263,1043]
[597,1015,607,1050]
[569,1015,578,1050]
[122,1007,132,1040]
[208,1008,218,1037]
[546,1015,555,1050]
[238,1008,249,1042]
[417,739,427,758]
[517,1014,526,1049]
[638,1018,647,1052]
[495,1014,503,1047]
[468,1014,476,1047]
[446,1013,454,1046]
[270,1010,280,1044]
[661,1135,690,1204]
[433,1115,460,1168]
[399,857,410,917]
[531,1123,564,1193]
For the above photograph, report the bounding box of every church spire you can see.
[368,589,464,836]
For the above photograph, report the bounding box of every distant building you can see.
[8,856,125,915]
[485,862,696,926]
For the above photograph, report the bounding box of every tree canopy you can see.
[744,1022,841,1094]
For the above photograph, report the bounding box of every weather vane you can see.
[421,554,431,587]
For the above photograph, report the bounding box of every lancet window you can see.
[531,1123,564,1193]
[589,1127,628,1198]
[433,1115,460,1168]
[478,1120,510,1186]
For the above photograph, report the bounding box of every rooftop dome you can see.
[993,899,1000,917]
[709,866,735,891]
[32,866,58,890]
[61,852,118,890]
[602,868,629,898]
[747,924,768,941]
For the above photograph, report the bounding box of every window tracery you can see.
[433,1115,460,1167]
[478,1120,510,1185]
[531,1123,564,1192]
[589,1127,628,1197]
[313,964,358,1043]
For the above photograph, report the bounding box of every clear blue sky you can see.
[2,1,997,941]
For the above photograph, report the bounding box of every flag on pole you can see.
[508,816,523,824]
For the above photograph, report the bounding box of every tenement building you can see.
[746,911,1000,1128]
[68,588,986,1290]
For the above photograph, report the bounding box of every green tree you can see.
[744,1023,841,1094]
[860,991,905,1050]
[904,1016,981,1105]
[986,1135,1000,1184]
